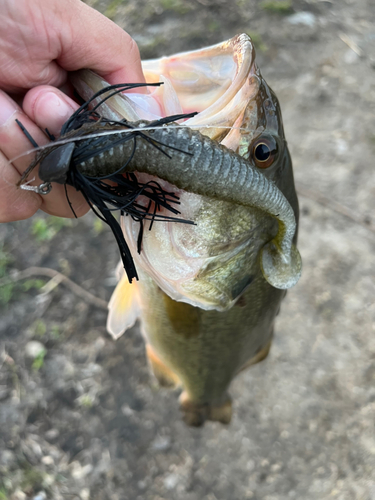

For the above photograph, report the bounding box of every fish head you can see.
[71,34,299,312]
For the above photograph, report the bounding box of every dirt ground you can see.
[1,0,375,499]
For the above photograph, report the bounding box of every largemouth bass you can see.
[21,34,301,426]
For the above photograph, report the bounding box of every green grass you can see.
[31,216,72,242]
[208,20,221,33]
[0,487,8,500]
[33,319,47,338]
[0,247,14,305]
[0,247,12,278]
[50,325,61,340]
[32,349,47,371]
[0,277,46,307]
[22,279,45,292]
[0,246,46,305]
[247,31,268,52]
[0,284,14,306]
[92,218,105,235]
[20,464,45,494]
[160,0,190,14]
[32,320,61,342]
[79,394,94,409]
[261,0,293,14]
[104,0,124,19]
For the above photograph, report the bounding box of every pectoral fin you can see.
[107,273,140,340]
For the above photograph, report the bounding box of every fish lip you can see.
[164,34,256,125]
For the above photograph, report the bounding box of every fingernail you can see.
[0,91,18,126]
[35,91,75,122]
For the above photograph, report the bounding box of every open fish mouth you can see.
[73,34,259,147]
[68,34,301,310]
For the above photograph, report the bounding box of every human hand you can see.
[0,0,145,222]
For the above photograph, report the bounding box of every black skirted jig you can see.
[16,82,197,283]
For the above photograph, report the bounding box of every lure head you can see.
[38,142,76,184]
[17,141,76,196]
[72,34,300,312]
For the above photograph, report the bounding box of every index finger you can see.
[55,0,145,85]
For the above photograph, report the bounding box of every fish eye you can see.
[251,135,278,168]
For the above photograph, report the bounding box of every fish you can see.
[20,34,301,426]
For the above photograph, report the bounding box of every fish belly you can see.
[137,270,285,426]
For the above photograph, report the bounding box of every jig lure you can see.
[17,83,197,282]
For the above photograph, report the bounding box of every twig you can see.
[296,182,375,235]
[40,274,64,294]
[0,267,108,309]
[339,33,362,56]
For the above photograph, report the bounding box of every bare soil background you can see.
[1,0,375,499]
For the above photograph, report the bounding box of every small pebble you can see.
[164,472,179,490]
[335,138,348,155]
[41,455,54,466]
[94,336,106,353]
[71,461,93,479]
[25,341,46,360]
[271,463,282,473]
[246,459,255,471]
[12,490,27,500]
[45,428,59,441]
[137,480,147,490]
[0,449,16,467]
[151,435,171,451]
[32,492,47,500]
[80,488,90,500]
[288,11,316,27]
[121,404,134,417]
[0,385,9,401]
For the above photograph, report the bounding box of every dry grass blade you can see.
[339,33,362,56]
